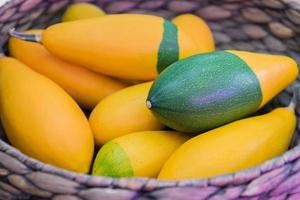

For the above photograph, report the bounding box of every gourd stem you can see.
[146,100,152,109]
[9,28,42,43]
[288,86,300,112]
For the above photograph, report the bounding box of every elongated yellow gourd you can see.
[158,93,297,180]
[0,56,94,173]
[172,14,215,53]
[9,29,127,109]
[89,82,164,146]
[62,3,105,22]
[9,14,215,80]
[92,131,190,178]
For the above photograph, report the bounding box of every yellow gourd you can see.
[9,14,215,80]
[9,29,127,109]
[89,82,164,146]
[0,56,94,173]
[92,131,190,178]
[62,2,105,22]
[172,14,215,53]
[158,93,297,180]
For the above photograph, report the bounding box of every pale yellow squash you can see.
[89,82,164,145]
[9,29,127,109]
[62,3,105,22]
[172,14,215,54]
[159,104,296,180]
[0,56,94,173]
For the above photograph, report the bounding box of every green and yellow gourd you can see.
[92,131,189,178]
[9,14,214,80]
[147,50,298,133]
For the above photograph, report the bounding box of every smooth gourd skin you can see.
[147,50,298,133]
[172,14,215,53]
[0,57,94,173]
[9,30,127,109]
[89,82,164,146]
[228,50,298,107]
[62,3,105,22]
[42,14,199,80]
[92,131,189,178]
[158,107,296,180]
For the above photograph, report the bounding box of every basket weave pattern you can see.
[1,0,300,199]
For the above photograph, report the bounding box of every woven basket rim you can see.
[2,134,300,188]
[0,0,299,12]
[1,0,300,190]
[282,0,300,11]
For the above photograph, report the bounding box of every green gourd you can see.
[147,50,298,133]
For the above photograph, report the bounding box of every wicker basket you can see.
[1,0,300,199]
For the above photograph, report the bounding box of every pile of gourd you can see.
[0,3,298,180]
